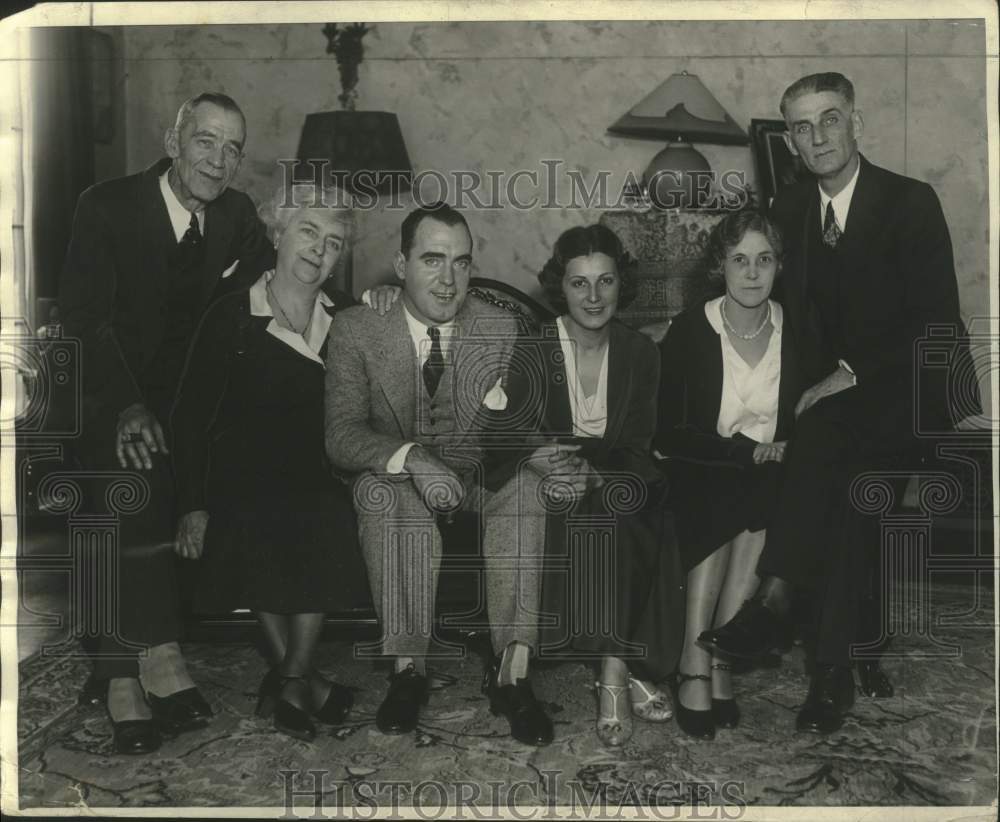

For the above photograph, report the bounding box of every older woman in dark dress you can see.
[494,224,683,747]
[171,183,361,742]
[656,210,800,740]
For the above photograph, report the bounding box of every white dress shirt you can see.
[818,158,860,234]
[248,271,334,365]
[556,316,608,438]
[159,169,204,240]
[706,297,783,444]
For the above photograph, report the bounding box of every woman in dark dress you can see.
[495,224,683,747]
[171,183,360,742]
[655,210,800,740]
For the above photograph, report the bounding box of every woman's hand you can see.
[362,285,402,316]
[175,510,209,559]
[753,441,787,464]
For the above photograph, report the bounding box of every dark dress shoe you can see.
[272,676,317,742]
[78,672,108,707]
[313,681,355,725]
[255,667,283,719]
[856,660,894,698]
[795,664,856,734]
[375,667,429,734]
[148,687,213,735]
[669,673,715,740]
[698,599,784,659]
[712,698,740,729]
[482,658,553,746]
[110,717,162,755]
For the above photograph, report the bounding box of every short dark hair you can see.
[538,224,638,314]
[705,210,784,288]
[174,92,247,139]
[780,72,855,120]
[399,202,472,257]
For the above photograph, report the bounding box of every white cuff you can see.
[837,359,857,386]
[360,289,372,307]
[386,442,417,474]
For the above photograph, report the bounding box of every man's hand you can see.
[404,446,465,513]
[116,403,168,470]
[794,365,856,418]
[363,285,402,316]
[175,510,209,559]
[753,441,787,464]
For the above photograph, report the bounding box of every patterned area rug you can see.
[14,583,997,812]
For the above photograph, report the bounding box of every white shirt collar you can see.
[817,158,861,233]
[248,270,335,365]
[402,303,456,365]
[159,169,204,242]
[705,296,783,337]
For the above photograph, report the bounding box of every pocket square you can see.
[221,259,240,279]
[482,379,508,411]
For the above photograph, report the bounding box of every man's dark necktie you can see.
[423,326,445,396]
[823,201,842,248]
[171,212,204,269]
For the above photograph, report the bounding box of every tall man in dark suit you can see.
[325,204,554,746]
[58,92,273,753]
[700,73,977,732]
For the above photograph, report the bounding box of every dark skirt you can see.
[666,459,783,573]
[537,483,684,682]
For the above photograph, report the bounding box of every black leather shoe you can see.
[148,687,213,735]
[255,667,283,719]
[698,599,784,659]
[313,681,355,725]
[375,666,428,734]
[712,698,741,729]
[110,717,162,755]
[856,660,894,698]
[669,673,715,740]
[272,676,316,742]
[795,664,855,734]
[78,672,108,707]
[482,657,553,747]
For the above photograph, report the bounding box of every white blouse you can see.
[556,316,609,438]
[248,271,334,365]
[705,296,782,444]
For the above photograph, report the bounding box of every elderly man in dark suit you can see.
[58,92,273,753]
[700,72,977,733]
[325,203,554,746]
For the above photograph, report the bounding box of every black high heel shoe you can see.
[272,675,316,742]
[669,673,716,741]
[254,667,283,719]
[312,674,355,726]
[709,662,741,729]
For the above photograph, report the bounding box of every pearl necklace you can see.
[267,280,314,339]
[721,298,771,341]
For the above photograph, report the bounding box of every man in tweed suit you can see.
[325,203,555,746]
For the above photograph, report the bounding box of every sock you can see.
[107,677,151,722]
[139,641,196,697]
[394,656,425,675]
[498,642,530,685]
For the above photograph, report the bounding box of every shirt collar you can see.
[817,158,861,232]
[402,303,456,364]
[159,169,204,242]
[249,270,335,364]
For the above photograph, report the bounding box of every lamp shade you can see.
[607,71,748,146]
[296,110,413,195]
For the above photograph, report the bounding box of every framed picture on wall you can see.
[750,118,811,210]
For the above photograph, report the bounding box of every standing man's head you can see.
[164,92,247,212]
[780,72,863,196]
[393,203,473,326]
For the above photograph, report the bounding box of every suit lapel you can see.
[199,197,235,308]
[835,155,880,262]
[138,160,175,304]
[375,302,418,438]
